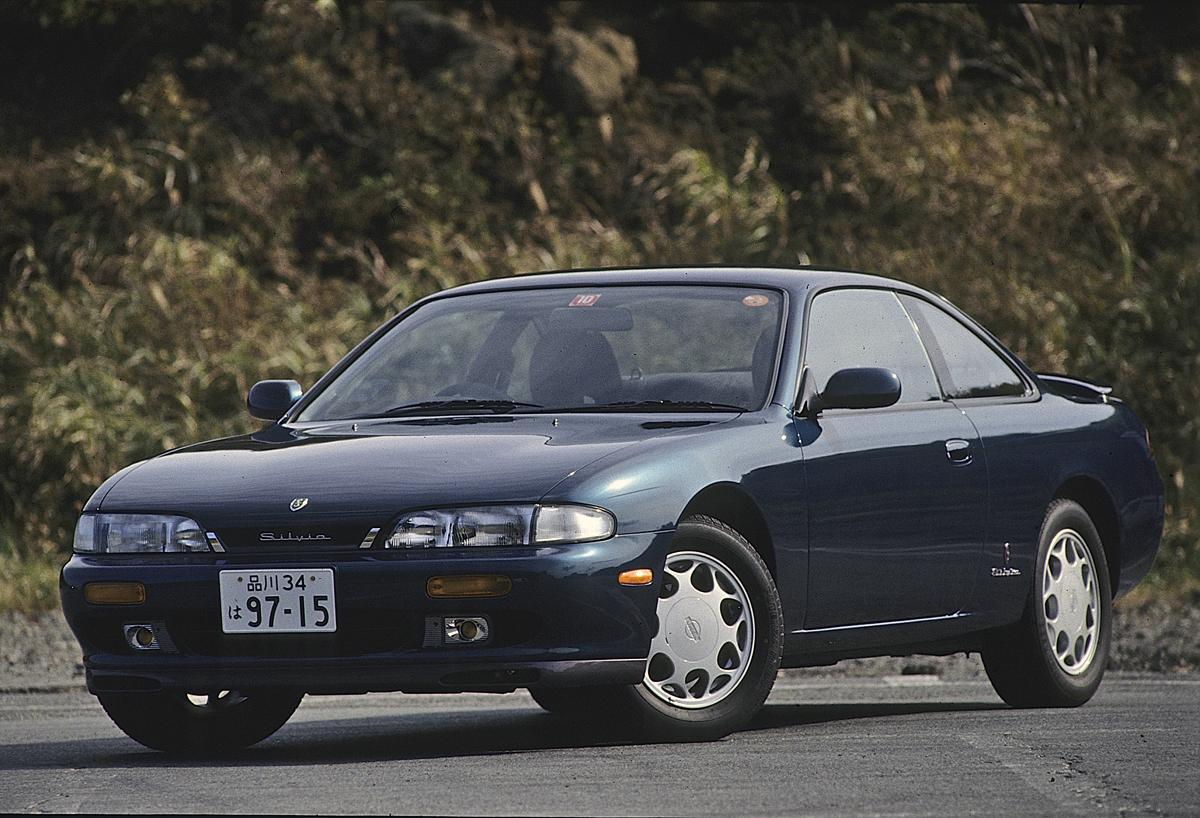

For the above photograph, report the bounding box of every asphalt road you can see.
[0,673,1196,816]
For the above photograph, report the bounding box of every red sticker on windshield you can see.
[569,294,602,307]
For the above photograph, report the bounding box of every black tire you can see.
[531,515,783,741]
[98,688,304,754]
[981,499,1112,708]
[528,685,617,717]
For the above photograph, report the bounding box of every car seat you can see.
[529,328,624,407]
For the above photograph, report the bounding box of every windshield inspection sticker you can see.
[742,294,770,307]
[569,294,602,307]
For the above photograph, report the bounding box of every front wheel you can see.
[98,688,304,754]
[531,515,783,741]
[981,499,1112,707]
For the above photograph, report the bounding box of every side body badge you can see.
[289,498,310,512]
[990,542,1021,578]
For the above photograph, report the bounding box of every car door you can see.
[897,293,1042,619]
[795,288,987,629]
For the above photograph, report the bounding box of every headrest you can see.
[529,328,623,407]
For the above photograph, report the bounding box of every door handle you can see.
[945,439,973,464]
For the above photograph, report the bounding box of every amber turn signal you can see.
[426,575,512,598]
[618,568,654,586]
[83,582,146,605]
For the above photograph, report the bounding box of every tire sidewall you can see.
[1030,501,1112,703]
[631,517,783,735]
[99,688,303,753]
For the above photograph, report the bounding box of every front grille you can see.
[214,523,378,552]
[162,610,540,658]
[166,611,424,658]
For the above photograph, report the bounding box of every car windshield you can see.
[296,285,785,421]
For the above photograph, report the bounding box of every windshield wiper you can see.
[555,399,749,413]
[358,399,545,418]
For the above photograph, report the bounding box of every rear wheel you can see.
[981,499,1112,707]
[98,688,303,754]
[530,515,783,741]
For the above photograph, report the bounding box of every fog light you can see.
[85,582,146,605]
[123,624,160,651]
[427,575,512,598]
[618,568,654,586]
[444,616,489,643]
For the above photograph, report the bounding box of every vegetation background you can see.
[0,2,1196,611]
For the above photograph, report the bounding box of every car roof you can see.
[435,265,928,299]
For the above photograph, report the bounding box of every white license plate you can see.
[219,569,336,634]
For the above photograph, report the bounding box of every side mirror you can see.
[814,367,901,412]
[247,379,303,421]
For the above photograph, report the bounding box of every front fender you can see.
[539,409,809,624]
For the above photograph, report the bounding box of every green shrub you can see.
[0,3,1194,603]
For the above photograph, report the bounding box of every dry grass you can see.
[0,4,1195,607]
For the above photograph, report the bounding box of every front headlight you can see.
[73,514,210,554]
[385,504,615,549]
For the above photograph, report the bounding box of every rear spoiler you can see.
[1037,373,1118,404]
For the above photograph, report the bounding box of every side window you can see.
[899,295,1027,399]
[804,289,940,404]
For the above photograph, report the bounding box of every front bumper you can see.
[61,531,670,694]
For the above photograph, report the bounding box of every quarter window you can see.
[899,295,1027,399]
[804,289,940,404]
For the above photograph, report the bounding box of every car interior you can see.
[486,316,777,409]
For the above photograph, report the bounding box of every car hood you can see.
[97,414,734,547]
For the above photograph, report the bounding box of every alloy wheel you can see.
[1042,528,1101,676]
[184,690,248,710]
[643,551,756,709]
